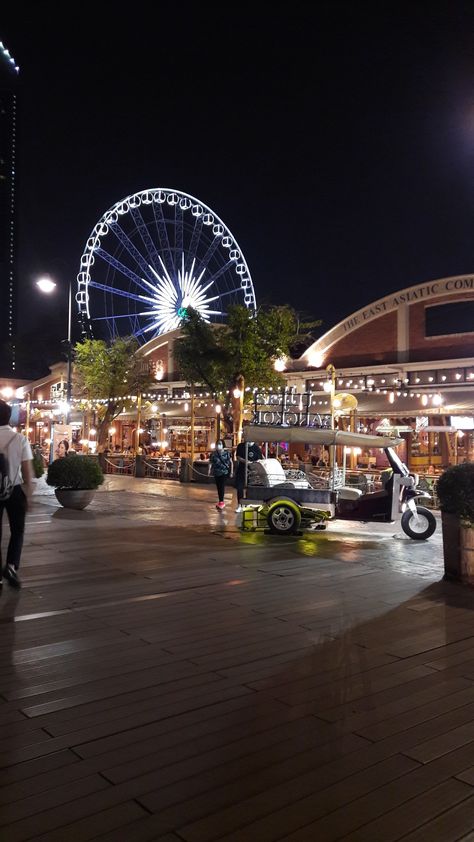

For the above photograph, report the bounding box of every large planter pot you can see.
[441,512,461,580]
[54,489,96,510]
[460,527,474,584]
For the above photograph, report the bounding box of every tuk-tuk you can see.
[240,424,436,540]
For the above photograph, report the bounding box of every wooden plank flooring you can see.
[0,480,473,840]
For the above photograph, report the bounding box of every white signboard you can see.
[451,416,474,431]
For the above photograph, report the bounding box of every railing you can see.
[103,456,135,476]
[143,457,181,480]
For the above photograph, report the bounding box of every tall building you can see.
[0,41,19,375]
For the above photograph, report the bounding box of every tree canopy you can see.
[74,336,153,448]
[173,304,320,434]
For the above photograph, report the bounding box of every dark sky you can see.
[3,3,474,367]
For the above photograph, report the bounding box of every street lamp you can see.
[325,363,336,471]
[325,364,336,430]
[215,402,222,441]
[36,275,73,421]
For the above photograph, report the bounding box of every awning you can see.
[243,425,402,448]
[346,388,474,416]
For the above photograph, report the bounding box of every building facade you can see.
[289,275,474,471]
[0,42,19,376]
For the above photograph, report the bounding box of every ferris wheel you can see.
[76,188,256,342]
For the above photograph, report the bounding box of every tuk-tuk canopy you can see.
[242,424,403,449]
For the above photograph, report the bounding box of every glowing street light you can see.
[36,276,57,294]
[215,402,222,440]
[36,275,73,421]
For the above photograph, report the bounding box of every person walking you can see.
[0,400,33,589]
[234,439,263,512]
[208,439,232,510]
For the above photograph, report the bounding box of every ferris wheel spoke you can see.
[94,249,154,296]
[133,320,166,339]
[89,280,150,305]
[129,206,163,273]
[175,204,184,255]
[212,286,242,300]
[108,221,158,285]
[203,259,237,289]
[92,312,143,321]
[196,234,222,277]
[185,216,203,274]
[152,201,174,277]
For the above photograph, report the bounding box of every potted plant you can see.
[47,456,104,510]
[32,446,45,480]
[437,463,474,582]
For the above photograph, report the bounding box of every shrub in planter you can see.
[437,463,474,522]
[437,463,474,581]
[47,456,104,510]
[47,456,104,490]
[32,447,44,479]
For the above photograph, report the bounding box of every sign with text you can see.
[253,391,331,429]
[305,274,474,358]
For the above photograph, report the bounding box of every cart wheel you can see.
[401,506,436,540]
[267,501,301,535]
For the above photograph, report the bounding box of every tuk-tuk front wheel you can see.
[401,506,436,540]
[267,501,302,535]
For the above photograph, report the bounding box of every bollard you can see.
[180,458,191,483]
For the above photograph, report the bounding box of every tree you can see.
[74,336,153,449]
[173,305,320,438]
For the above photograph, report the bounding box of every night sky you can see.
[2,4,473,373]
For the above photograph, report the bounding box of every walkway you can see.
[1,478,474,841]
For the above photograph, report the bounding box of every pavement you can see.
[1,477,474,840]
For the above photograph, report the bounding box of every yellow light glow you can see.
[308,352,324,368]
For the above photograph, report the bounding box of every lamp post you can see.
[324,363,336,471]
[36,276,73,422]
[215,401,222,442]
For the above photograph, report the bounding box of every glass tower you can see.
[0,42,19,375]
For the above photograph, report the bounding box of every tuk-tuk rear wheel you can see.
[267,501,302,535]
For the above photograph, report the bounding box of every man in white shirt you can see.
[0,400,33,589]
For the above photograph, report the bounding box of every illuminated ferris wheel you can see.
[76,188,256,342]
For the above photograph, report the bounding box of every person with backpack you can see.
[208,439,233,510]
[0,400,33,589]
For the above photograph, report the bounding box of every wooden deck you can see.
[1,478,474,840]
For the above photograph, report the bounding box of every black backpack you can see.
[0,434,16,502]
